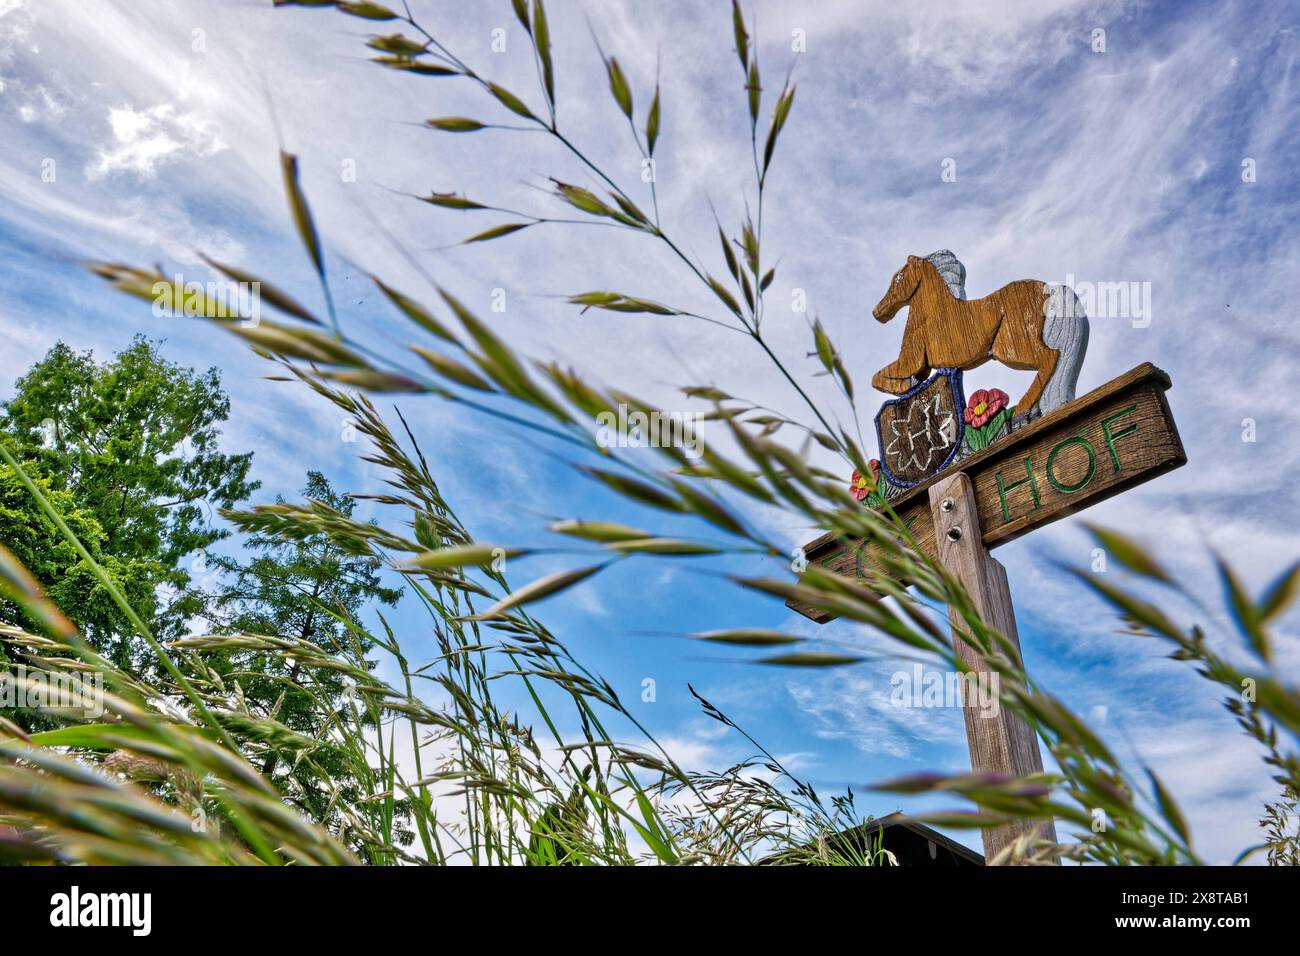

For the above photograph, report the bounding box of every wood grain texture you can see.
[876,370,963,485]
[870,254,1088,417]
[930,472,1058,862]
[789,363,1184,622]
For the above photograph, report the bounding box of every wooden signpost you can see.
[794,252,1186,862]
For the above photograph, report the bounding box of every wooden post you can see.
[928,471,1057,862]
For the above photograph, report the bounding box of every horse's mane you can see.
[923,250,966,301]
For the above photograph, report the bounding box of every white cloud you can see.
[1124,716,1279,865]
[1,0,1296,864]
[87,102,226,179]
[786,666,967,759]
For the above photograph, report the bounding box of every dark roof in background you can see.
[763,812,984,867]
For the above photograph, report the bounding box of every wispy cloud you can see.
[1,0,1295,862]
[786,665,967,759]
[87,102,227,179]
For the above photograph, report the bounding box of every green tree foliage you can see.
[0,337,258,662]
[0,460,154,638]
[0,458,158,730]
[210,471,401,817]
[7,0,1294,867]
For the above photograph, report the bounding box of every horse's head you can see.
[872,255,923,323]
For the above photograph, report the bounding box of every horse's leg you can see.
[1013,347,1057,418]
[988,289,1060,417]
[1038,284,1089,413]
[872,321,929,394]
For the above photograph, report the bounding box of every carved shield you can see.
[874,369,965,488]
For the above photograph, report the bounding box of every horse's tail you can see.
[1039,284,1089,415]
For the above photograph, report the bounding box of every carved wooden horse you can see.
[871,252,1088,420]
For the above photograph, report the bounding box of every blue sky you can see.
[1,0,1298,862]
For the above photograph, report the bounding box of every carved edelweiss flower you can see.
[964,388,1010,428]
[849,460,881,501]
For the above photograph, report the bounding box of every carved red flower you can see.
[964,388,1010,428]
[850,460,881,501]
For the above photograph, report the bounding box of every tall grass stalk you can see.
[2,1,1296,866]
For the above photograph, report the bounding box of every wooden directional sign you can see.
[790,363,1185,622]
[814,249,1185,861]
